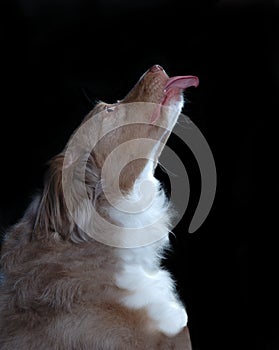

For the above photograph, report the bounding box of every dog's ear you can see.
[33,155,72,240]
[33,153,101,242]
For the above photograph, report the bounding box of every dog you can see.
[0,65,198,349]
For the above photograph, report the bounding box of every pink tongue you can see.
[165,75,199,90]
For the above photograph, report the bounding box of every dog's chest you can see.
[114,244,187,336]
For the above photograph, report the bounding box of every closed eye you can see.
[105,105,116,113]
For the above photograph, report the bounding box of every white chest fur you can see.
[114,243,187,336]
[111,166,187,337]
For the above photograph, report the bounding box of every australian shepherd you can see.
[0,65,198,349]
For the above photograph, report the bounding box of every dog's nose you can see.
[149,64,164,73]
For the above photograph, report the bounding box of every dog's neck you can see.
[107,159,171,249]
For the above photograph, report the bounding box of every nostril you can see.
[149,64,164,73]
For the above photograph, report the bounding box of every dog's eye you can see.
[105,105,115,113]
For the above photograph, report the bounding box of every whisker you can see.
[81,87,95,106]
[157,161,178,178]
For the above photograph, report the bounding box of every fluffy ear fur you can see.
[34,155,70,240]
[33,153,101,242]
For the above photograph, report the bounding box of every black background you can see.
[0,1,278,349]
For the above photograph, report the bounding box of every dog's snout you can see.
[149,64,164,73]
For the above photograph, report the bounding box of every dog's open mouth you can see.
[160,74,199,112]
[123,65,199,105]
[153,68,199,124]
[122,65,199,124]
[163,75,199,104]
[165,75,199,91]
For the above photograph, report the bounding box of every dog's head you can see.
[34,65,198,243]
[81,65,198,190]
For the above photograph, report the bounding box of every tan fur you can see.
[0,66,192,349]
